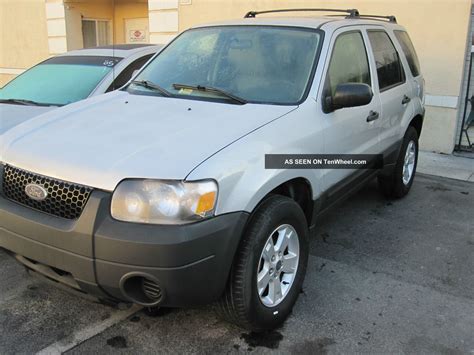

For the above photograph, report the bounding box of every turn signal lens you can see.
[195,191,217,216]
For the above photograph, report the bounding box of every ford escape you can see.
[0,9,424,331]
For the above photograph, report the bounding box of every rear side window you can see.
[394,31,420,77]
[367,30,404,91]
[325,31,371,98]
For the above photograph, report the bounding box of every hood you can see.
[0,103,55,134]
[1,91,295,191]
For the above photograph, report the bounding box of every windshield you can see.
[128,26,322,105]
[0,56,121,106]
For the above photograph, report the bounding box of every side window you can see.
[107,54,154,92]
[324,31,371,99]
[367,30,404,91]
[394,31,420,77]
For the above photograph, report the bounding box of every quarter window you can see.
[325,31,371,100]
[107,54,154,92]
[367,31,404,90]
[394,31,420,77]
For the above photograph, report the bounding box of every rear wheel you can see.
[216,195,309,331]
[378,126,419,198]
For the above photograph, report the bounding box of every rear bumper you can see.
[0,191,248,307]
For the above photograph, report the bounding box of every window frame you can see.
[82,18,113,48]
[321,29,373,113]
[367,29,406,93]
[124,25,326,106]
[106,54,154,92]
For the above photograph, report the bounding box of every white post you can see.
[45,0,68,55]
[148,0,179,45]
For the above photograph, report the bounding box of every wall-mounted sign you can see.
[129,29,146,42]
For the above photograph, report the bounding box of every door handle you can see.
[402,95,411,105]
[367,110,380,122]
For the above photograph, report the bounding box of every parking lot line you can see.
[36,305,142,355]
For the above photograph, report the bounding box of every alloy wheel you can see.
[257,224,300,307]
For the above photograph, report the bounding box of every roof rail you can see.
[358,14,397,23]
[327,13,397,23]
[244,8,360,19]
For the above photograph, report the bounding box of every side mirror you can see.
[325,83,373,112]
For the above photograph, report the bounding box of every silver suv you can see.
[0,9,424,331]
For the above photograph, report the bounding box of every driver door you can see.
[320,28,382,196]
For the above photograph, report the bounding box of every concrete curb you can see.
[417,151,474,182]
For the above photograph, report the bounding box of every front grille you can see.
[2,165,93,219]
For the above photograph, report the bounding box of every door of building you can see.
[457,12,474,151]
[458,51,474,150]
[125,18,149,44]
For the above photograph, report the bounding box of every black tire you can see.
[378,126,419,198]
[216,195,309,331]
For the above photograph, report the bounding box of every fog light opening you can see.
[120,273,164,307]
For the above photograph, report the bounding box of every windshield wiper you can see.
[172,83,247,105]
[131,80,172,97]
[0,98,59,107]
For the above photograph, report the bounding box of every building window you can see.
[82,19,111,48]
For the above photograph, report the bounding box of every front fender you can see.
[186,108,324,215]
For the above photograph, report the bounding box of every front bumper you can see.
[0,190,248,307]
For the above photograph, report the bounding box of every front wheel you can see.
[216,195,309,331]
[378,126,419,198]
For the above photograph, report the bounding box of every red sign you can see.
[129,29,146,42]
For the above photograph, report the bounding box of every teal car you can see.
[0,44,162,134]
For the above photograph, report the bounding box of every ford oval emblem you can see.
[25,184,48,201]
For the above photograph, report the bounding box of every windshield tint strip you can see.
[44,55,122,67]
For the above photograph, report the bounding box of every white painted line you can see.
[36,305,142,355]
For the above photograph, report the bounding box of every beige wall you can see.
[0,0,50,87]
[65,0,114,21]
[114,2,149,44]
[63,0,148,47]
[63,0,114,50]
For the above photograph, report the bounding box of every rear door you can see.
[393,30,424,112]
[365,28,413,157]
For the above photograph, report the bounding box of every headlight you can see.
[111,179,218,224]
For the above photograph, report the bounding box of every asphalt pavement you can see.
[1,173,473,354]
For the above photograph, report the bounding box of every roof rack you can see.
[244,8,360,19]
[327,14,397,23]
[243,8,397,24]
[358,14,397,23]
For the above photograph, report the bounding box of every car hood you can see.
[1,91,296,191]
[0,103,55,134]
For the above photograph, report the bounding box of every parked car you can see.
[0,9,424,331]
[0,44,162,134]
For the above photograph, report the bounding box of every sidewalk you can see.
[418,150,474,182]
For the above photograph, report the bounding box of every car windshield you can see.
[128,26,322,105]
[0,56,121,106]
